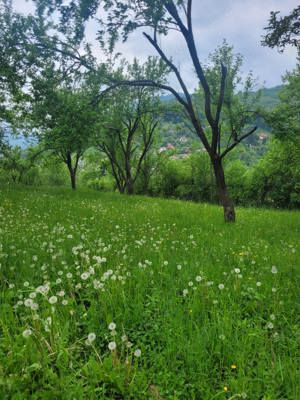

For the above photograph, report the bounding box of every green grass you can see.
[0,186,300,399]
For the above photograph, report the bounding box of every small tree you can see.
[0,145,43,183]
[30,85,98,189]
[96,59,164,194]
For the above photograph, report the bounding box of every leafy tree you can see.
[97,89,160,194]
[267,67,300,144]
[248,139,300,208]
[262,5,300,51]
[0,145,43,183]
[30,84,98,189]
[0,0,32,148]
[96,59,165,194]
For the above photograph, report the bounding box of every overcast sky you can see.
[14,0,299,90]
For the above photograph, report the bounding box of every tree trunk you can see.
[212,157,235,222]
[70,170,76,190]
[126,179,134,195]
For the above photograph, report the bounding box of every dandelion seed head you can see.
[108,322,116,331]
[108,341,116,351]
[134,349,141,357]
[49,296,58,304]
[22,329,32,338]
[271,266,278,274]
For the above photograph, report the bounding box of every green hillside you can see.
[1,186,299,399]
[258,85,283,110]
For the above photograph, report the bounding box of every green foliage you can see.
[262,5,300,51]
[0,1,30,121]
[248,140,300,208]
[267,67,300,143]
[27,74,101,188]
[195,40,260,149]
[96,58,165,194]
[0,145,43,184]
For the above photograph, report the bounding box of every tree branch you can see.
[142,31,192,108]
[96,80,189,109]
[220,126,257,159]
[212,63,227,152]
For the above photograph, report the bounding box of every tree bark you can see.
[125,179,134,195]
[212,157,235,222]
[70,169,76,190]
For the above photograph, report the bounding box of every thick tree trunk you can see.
[212,157,235,222]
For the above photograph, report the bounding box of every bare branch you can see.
[142,31,192,108]
[212,63,227,152]
[220,126,257,159]
[96,80,189,109]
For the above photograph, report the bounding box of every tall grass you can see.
[0,186,299,399]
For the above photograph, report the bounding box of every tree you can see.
[0,145,43,183]
[97,104,159,195]
[95,58,165,195]
[267,67,300,144]
[262,5,300,51]
[93,1,259,221]
[30,83,98,189]
[0,0,33,149]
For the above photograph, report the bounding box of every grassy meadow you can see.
[0,186,300,399]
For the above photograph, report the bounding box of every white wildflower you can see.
[108,322,116,331]
[134,349,142,357]
[49,296,58,304]
[80,272,89,280]
[271,266,278,274]
[22,329,32,338]
[108,341,116,351]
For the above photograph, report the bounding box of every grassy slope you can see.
[0,186,300,399]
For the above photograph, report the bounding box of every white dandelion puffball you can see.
[134,349,142,357]
[48,296,58,304]
[271,266,278,274]
[108,341,116,351]
[108,322,116,331]
[81,272,89,280]
[22,329,32,338]
[88,332,96,342]
[218,284,225,290]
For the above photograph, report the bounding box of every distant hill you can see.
[160,85,283,110]
[258,85,282,110]
[4,85,282,150]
